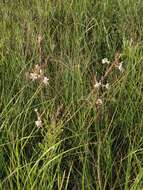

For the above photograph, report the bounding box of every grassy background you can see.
[0,0,143,189]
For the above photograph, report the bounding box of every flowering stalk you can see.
[34,109,43,128]
[27,64,49,86]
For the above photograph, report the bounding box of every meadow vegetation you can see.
[0,0,143,189]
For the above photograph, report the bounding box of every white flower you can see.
[94,81,101,89]
[115,62,124,72]
[35,120,42,128]
[105,83,110,89]
[101,82,110,89]
[118,62,124,72]
[43,77,49,85]
[34,108,38,113]
[29,73,38,81]
[96,98,103,106]
[102,58,110,64]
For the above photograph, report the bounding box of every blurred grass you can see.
[0,0,143,189]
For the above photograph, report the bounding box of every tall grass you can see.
[0,0,143,189]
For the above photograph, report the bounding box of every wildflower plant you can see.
[27,64,49,86]
[26,34,49,87]
[89,52,124,110]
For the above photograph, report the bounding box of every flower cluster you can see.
[102,55,124,72]
[27,64,49,86]
[93,79,109,108]
[94,80,110,90]
[93,54,124,107]
[25,34,50,129]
